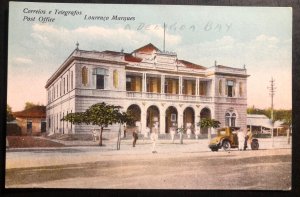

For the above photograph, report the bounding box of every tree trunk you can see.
[117,124,121,150]
[208,128,211,142]
[99,127,103,146]
[180,132,183,144]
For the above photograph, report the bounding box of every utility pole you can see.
[163,23,166,52]
[267,77,276,147]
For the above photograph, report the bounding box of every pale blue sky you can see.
[8,2,292,111]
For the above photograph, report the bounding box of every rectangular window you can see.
[71,71,73,90]
[226,80,234,97]
[126,77,132,91]
[200,81,207,96]
[67,75,69,92]
[96,75,105,89]
[60,81,62,96]
[41,119,46,133]
[27,119,32,134]
[63,78,65,94]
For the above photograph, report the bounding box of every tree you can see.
[6,105,15,122]
[24,102,44,110]
[62,102,134,146]
[197,118,220,141]
[282,115,292,144]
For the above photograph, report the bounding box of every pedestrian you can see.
[91,128,98,142]
[244,129,252,150]
[132,129,138,147]
[151,122,159,153]
[123,125,127,138]
[237,129,245,151]
[170,127,176,143]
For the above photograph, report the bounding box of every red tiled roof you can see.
[124,53,142,62]
[13,106,46,118]
[103,50,122,55]
[133,43,161,54]
[178,60,206,70]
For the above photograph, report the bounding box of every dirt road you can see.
[5,148,291,190]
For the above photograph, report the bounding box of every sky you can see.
[7,2,292,111]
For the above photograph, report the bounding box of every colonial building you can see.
[45,43,248,136]
[13,106,46,135]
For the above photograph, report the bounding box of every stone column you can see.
[196,78,199,96]
[142,73,147,92]
[160,113,166,134]
[178,109,184,129]
[179,76,183,95]
[141,106,147,133]
[161,75,165,94]
[195,109,201,134]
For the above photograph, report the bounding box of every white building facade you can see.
[45,43,249,135]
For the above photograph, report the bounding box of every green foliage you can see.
[62,102,134,127]
[7,105,15,122]
[247,107,292,124]
[197,118,221,129]
[177,126,185,133]
[24,102,37,110]
[62,102,135,146]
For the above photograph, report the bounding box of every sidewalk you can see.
[8,136,292,153]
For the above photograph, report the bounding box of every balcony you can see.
[74,85,248,106]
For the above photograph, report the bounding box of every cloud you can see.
[175,34,291,109]
[30,24,181,51]
[13,57,33,64]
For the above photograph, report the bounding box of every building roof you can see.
[102,50,123,55]
[133,43,161,54]
[124,53,143,62]
[13,106,46,119]
[247,114,283,128]
[178,60,206,70]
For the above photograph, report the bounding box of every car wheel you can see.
[251,140,259,150]
[222,140,231,151]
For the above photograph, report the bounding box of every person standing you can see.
[244,129,252,150]
[151,122,159,153]
[237,129,245,151]
[123,125,127,138]
[170,127,176,143]
[132,130,138,147]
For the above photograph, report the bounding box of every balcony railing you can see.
[75,89,248,104]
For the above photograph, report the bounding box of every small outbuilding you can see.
[13,106,46,135]
[247,114,284,135]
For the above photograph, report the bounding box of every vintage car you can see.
[208,127,259,151]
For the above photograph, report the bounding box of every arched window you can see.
[225,113,230,126]
[225,112,237,127]
[219,79,222,96]
[82,66,88,86]
[113,70,118,88]
[231,113,236,127]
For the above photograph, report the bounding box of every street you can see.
[5,137,292,190]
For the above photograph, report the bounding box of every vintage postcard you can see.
[6,2,292,190]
